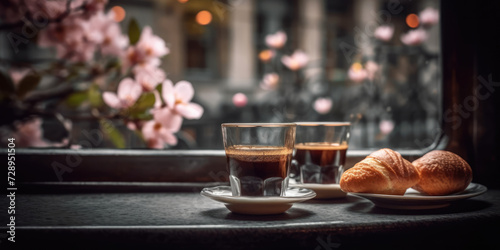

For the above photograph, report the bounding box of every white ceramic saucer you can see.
[349,183,487,210]
[289,183,346,199]
[201,186,316,215]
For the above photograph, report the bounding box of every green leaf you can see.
[88,84,103,107]
[65,91,88,108]
[100,119,126,149]
[16,73,41,99]
[155,82,162,92]
[128,18,141,45]
[127,112,154,120]
[0,71,15,98]
[133,92,155,111]
[126,92,156,120]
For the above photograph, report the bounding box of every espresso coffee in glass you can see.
[222,123,296,196]
[292,122,350,184]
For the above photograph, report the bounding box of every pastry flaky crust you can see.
[411,150,472,196]
[340,148,420,195]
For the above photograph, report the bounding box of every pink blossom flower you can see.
[153,106,183,132]
[100,24,128,57]
[80,0,108,18]
[134,26,169,61]
[313,98,332,114]
[265,31,287,49]
[365,61,379,81]
[9,68,30,86]
[12,118,68,148]
[84,11,128,57]
[25,0,67,20]
[143,136,165,149]
[419,7,439,27]
[1,0,106,24]
[142,107,183,148]
[281,50,309,71]
[13,118,47,147]
[122,27,168,72]
[162,80,204,119]
[260,73,280,90]
[135,70,164,92]
[103,78,142,109]
[379,120,395,135]
[60,0,108,19]
[232,93,248,107]
[374,25,394,42]
[348,63,367,83]
[401,29,428,46]
[38,4,127,62]
[38,15,86,48]
[38,15,96,62]
[54,41,96,63]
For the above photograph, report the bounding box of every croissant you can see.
[340,148,419,195]
[411,150,472,195]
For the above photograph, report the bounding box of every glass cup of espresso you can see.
[221,123,296,196]
[292,122,351,184]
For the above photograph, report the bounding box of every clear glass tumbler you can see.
[292,122,351,184]
[221,123,296,196]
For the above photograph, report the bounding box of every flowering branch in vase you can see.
[0,0,204,149]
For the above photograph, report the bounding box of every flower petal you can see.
[141,120,156,139]
[153,89,162,109]
[103,92,122,109]
[176,103,204,119]
[138,26,153,44]
[147,137,165,149]
[159,127,178,146]
[174,80,195,103]
[117,77,141,102]
[161,79,175,109]
[153,107,183,131]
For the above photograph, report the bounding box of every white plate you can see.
[290,183,346,199]
[201,186,316,215]
[349,183,487,210]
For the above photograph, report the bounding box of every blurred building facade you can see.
[0,0,441,150]
[131,0,441,150]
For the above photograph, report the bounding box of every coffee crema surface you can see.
[226,145,292,196]
[293,142,348,184]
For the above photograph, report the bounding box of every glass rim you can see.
[221,123,296,127]
[294,122,351,127]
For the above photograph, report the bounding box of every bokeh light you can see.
[352,62,363,72]
[177,0,189,3]
[406,13,420,28]
[111,6,126,22]
[196,10,212,26]
[232,93,248,107]
[258,50,274,62]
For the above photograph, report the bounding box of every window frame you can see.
[13,147,432,184]
[6,0,453,185]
